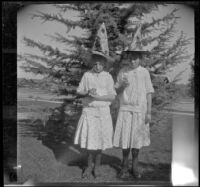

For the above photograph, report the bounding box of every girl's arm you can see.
[146,93,152,114]
[115,84,127,94]
[77,88,97,98]
[145,69,154,124]
[145,93,152,124]
[76,90,88,97]
[115,70,129,94]
[76,73,90,98]
[115,76,129,94]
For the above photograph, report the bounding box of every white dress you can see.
[74,71,116,150]
[113,66,154,149]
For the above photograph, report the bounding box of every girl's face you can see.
[121,54,140,69]
[128,57,140,69]
[93,61,104,73]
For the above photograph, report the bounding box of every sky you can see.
[17,3,194,84]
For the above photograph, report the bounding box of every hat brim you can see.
[91,51,115,62]
[122,50,150,55]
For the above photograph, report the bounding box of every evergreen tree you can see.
[18,3,193,141]
[188,58,194,97]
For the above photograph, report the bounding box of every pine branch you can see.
[121,3,158,21]
[23,37,69,59]
[23,53,70,68]
[20,63,49,75]
[69,35,91,47]
[54,4,79,12]
[149,30,193,72]
[46,33,90,49]
[20,57,49,72]
[142,8,180,33]
[162,32,191,61]
[45,33,76,46]
[31,11,82,33]
[171,68,188,83]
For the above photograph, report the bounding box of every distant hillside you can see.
[17,78,39,87]
[17,78,59,93]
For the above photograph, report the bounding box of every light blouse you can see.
[115,65,154,111]
[77,71,116,107]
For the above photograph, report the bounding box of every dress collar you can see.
[91,70,104,77]
[126,65,140,73]
[133,65,140,71]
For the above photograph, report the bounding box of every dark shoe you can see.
[133,172,142,179]
[93,166,101,178]
[82,166,93,179]
[118,168,130,179]
[131,169,142,179]
[131,157,141,179]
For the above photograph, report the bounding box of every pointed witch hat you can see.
[91,22,115,63]
[122,22,150,58]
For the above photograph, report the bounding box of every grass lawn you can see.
[16,87,172,184]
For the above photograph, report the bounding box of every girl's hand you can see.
[145,113,151,124]
[89,93,99,100]
[81,95,94,105]
[88,88,97,95]
[121,77,129,88]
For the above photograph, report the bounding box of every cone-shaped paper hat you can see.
[122,23,150,57]
[91,22,114,62]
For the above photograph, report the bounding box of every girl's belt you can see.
[120,105,142,113]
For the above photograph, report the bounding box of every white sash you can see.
[120,105,142,113]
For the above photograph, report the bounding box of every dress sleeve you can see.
[115,70,123,89]
[107,73,117,95]
[77,73,88,93]
[145,69,154,94]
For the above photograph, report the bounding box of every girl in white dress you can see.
[74,52,116,178]
[113,51,154,179]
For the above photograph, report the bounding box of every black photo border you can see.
[2,1,199,186]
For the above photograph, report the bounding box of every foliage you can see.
[41,101,82,143]
[188,59,194,97]
[18,3,193,143]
